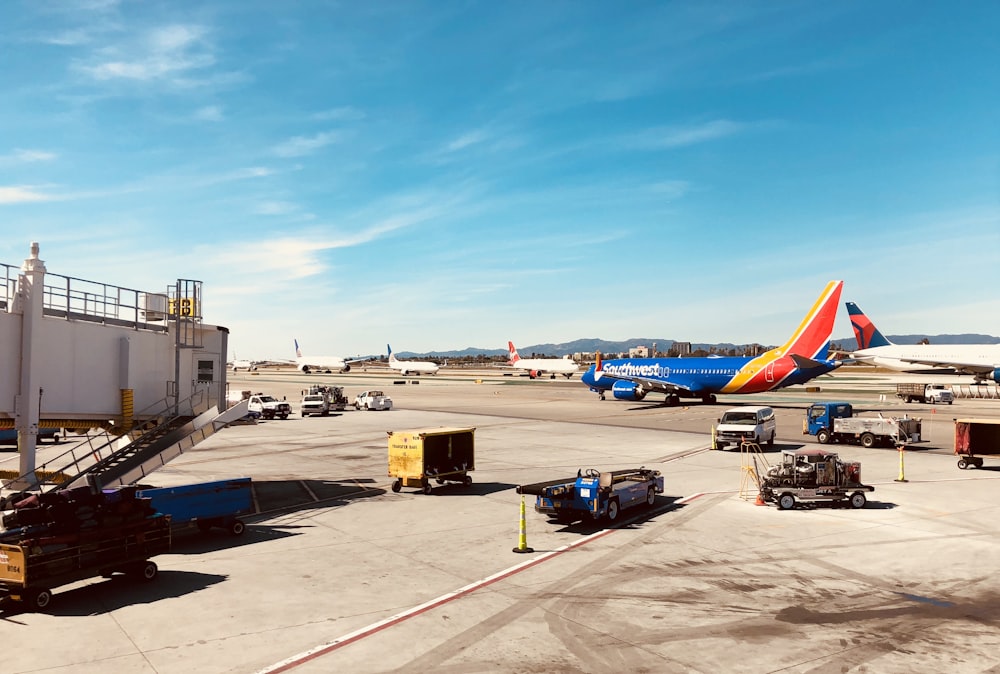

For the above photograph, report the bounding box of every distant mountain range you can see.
[398,334,1000,359]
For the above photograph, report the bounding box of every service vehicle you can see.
[300,393,330,417]
[303,385,347,413]
[896,382,953,404]
[355,390,392,411]
[387,427,474,494]
[954,418,1000,469]
[713,406,776,450]
[758,448,874,510]
[804,401,922,448]
[246,394,291,419]
[517,467,664,523]
[137,477,253,536]
[0,427,61,444]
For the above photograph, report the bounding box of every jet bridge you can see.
[0,242,231,490]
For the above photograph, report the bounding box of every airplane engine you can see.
[976,367,1000,384]
[299,364,311,374]
[343,364,351,373]
[612,381,646,401]
[529,370,539,379]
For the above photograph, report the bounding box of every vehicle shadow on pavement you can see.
[547,496,688,535]
[0,570,228,618]
[166,523,302,555]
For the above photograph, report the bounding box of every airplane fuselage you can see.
[581,354,839,400]
[851,344,1000,380]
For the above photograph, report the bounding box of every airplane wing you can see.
[596,370,697,395]
[896,357,994,375]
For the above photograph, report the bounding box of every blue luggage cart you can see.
[137,478,253,536]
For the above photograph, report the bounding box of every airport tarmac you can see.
[3,368,1000,673]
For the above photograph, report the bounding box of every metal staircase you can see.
[1,395,249,493]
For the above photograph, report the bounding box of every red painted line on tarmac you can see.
[258,492,703,673]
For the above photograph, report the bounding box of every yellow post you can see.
[711,424,716,450]
[895,444,909,483]
[512,494,534,554]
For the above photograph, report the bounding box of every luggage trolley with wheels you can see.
[0,514,171,612]
[954,418,1000,470]
[387,427,475,494]
[137,478,254,536]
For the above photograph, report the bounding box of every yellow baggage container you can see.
[388,427,475,494]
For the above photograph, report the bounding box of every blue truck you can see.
[804,401,922,448]
[517,467,664,523]
[137,478,253,536]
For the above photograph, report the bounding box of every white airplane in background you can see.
[294,339,365,374]
[507,341,579,379]
[229,358,258,372]
[387,344,439,375]
[847,302,1000,383]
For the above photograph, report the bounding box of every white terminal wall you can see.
[0,312,227,419]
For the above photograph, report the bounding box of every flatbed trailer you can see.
[517,467,663,523]
[137,478,253,535]
[954,418,1000,469]
[0,514,171,611]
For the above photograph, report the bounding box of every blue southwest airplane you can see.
[581,280,844,405]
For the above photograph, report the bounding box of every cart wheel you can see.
[230,519,246,536]
[422,481,433,495]
[975,458,985,468]
[646,487,656,507]
[606,498,620,522]
[850,492,867,509]
[778,493,796,510]
[957,458,969,470]
[134,561,158,582]
[26,588,53,611]
[391,479,402,493]
[463,475,473,487]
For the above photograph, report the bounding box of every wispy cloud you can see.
[75,24,214,82]
[0,149,58,165]
[0,186,59,204]
[253,201,298,216]
[311,107,365,122]
[623,119,748,151]
[444,130,489,153]
[194,105,223,122]
[271,131,340,157]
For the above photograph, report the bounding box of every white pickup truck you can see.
[354,390,392,411]
[246,394,292,419]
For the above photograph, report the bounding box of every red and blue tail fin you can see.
[846,302,893,349]
[776,281,843,360]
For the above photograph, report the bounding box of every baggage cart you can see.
[387,427,475,494]
[137,478,253,535]
[0,514,171,611]
[954,418,1000,469]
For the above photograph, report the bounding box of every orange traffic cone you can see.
[755,492,766,506]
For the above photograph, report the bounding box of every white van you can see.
[713,405,776,450]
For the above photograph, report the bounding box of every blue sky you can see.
[2,1,998,359]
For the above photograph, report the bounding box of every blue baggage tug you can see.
[517,467,663,524]
[137,478,253,536]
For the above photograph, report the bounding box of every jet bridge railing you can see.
[0,389,208,493]
[39,271,168,332]
[0,262,17,312]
